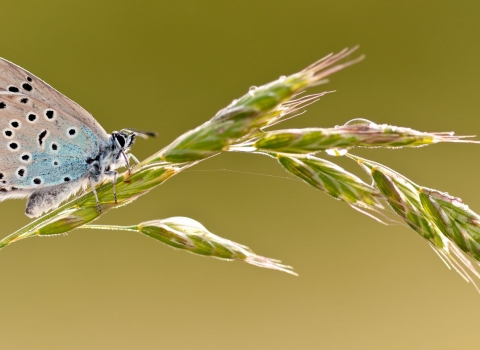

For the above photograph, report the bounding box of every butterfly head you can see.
[112,129,156,152]
[109,129,157,169]
[112,130,136,153]
[106,130,137,172]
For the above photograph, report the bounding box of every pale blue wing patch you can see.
[0,92,102,192]
[0,125,99,189]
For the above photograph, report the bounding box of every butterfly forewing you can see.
[0,57,140,218]
[0,58,108,138]
[0,58,110,197]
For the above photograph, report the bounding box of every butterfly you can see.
[0,58,154,218]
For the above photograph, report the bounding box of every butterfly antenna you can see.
[122,128,158,139]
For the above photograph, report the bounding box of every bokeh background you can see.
[1,1,479,349]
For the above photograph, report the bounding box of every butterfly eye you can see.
[115,134,126,148]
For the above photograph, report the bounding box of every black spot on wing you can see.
[22,83,32,91]
[45,109,54,120]
[38,130,47,146]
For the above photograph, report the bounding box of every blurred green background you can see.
[1,0,479,349]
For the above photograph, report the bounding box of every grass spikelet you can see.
[350,154,480,290]
[155,48,362,163]
[83,217,297,275]
[232,119,479,154]
[274,153,383,210]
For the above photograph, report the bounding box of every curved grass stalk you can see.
[0,161,191,247]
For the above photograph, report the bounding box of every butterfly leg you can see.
[119,150,132,176]
[104,169,118,204]
[89,178,102,213]
[113,171,117,204]
[128,153,140,165]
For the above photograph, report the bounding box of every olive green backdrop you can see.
[1,1,479,349]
